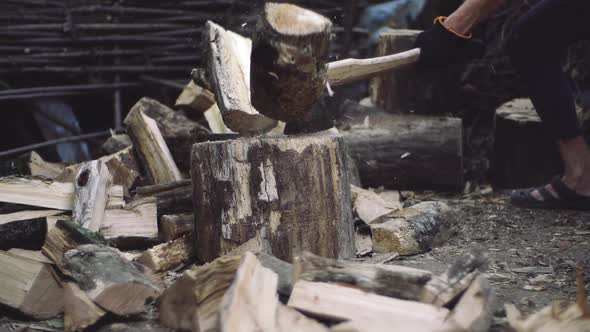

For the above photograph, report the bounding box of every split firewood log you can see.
[135,235,193,273]
[0,210,62,250]
[64,282,106,332]
[0,250,63,319]
[63,244,162,316]
[100,197,158,248]
[160,213,193,242]
[73,160,112,232]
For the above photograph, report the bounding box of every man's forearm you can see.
[444,0,504,35]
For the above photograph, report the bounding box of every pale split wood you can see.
[73,160,112,232]
[64,282,106,332]
[100,197,158,244]
[175,80,216,113]
[276,303,328,332]
[350,185,401,224]
[449,275,495,332]
[0,250,64,319]
[27,151,66,179]
[135,235,193,273]
[124,101,183,185]
[0,177,124,210]
[288,280,450,323]
[63,244,162,316]
[7,248,53,264]
[159,255,242,332]
[219,252,279,332]
[203,103,235,134]
[205,21,277,134]
[328,48,420,87]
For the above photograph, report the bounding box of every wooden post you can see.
[73,160,112,232]
[492,98,562,189]
[251,3,332,122]
[191,134,355,263]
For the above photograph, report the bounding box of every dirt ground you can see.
[364,190,590,329]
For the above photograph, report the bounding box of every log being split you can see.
[251,3,332,122]
[205,21,277,135]
[191,134,355,263]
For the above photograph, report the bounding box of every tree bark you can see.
[0,210,61,250]
[492,98,562,189]
[191,134,355,263]
[337,101,463,190]
[251,3,332,122]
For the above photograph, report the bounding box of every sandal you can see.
[511,176,590,211]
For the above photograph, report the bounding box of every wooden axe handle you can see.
[327,48,420,87]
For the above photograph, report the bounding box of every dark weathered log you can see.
[293,251,432,301]
[102,134,132,154]
[64,282,106,332]
[0,250,64,319]
[191,134,355,263]
[0,210,61,250]
[124,100,183,185]
[251,3,332,122]
[337,101,463,190]
[64,244,162,316]
[160,213,193,242]
[148,184,193,217]
[492,98,562,189]
[204,21,277,135]
[73,160,112,232]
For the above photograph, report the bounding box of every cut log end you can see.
[264,3,332,36]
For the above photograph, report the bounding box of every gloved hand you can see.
[414,17,486,66]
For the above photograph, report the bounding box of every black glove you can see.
[414,18,486,66]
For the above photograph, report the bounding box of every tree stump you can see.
[191,134,355,263]
[492,99,562,189]
[251,3,332,122]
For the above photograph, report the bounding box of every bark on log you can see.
[251,3,332,122]
[0,250,64,319]
[369,201,456,256]
[147,184,193,217]
[135,235,193,273]
[102,134,132,155]
[191,134,355,263]
[159,255,242,332]
[124,100,183,185]
[337,101,463,190]
[492,98,562,189]
[204,21,277,134]
[63,244,162,316]
[42,220,108,271]
[73,160,112,232]
[160,213,193,242]
[0,210,61,250]
[293,251,432,301]
[64,282,106,332]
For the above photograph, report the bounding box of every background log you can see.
[337,101,463,190]
[251,3,332,123]
[491,98,562,189]
[191,134,355,263]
